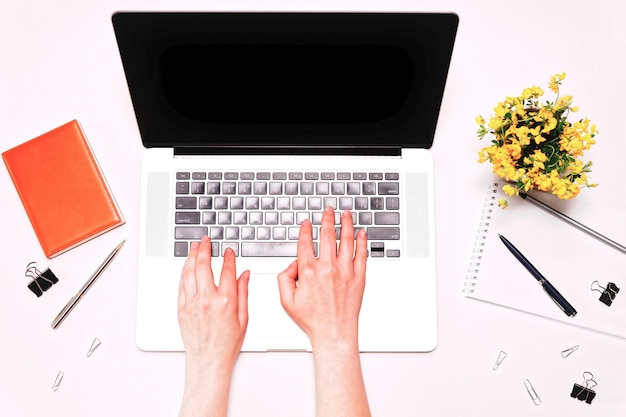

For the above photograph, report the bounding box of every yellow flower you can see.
[548,72,566,93]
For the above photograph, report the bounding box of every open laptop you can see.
[112,12,458,352]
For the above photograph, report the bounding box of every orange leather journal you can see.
[2,120,124,258]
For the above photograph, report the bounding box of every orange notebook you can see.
[2,120,124,258]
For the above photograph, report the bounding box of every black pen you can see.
[498,234,577,317]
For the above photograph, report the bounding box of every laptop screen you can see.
[112,12,458,152]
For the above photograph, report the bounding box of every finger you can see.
[219,247,238,297]
[337,210,355,260]
[297,219,316,262]
[353,229,368,281]
[195,236,216,295]
[177,272,186,312]
[277,260,299,312]
[180,240,200,299]
[237,270,250,328]
[319,206,338,259]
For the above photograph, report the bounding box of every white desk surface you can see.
[2,1,625,416]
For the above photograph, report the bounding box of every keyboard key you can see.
[230,197,244,210]
[359,212,373,225]
[254,182,268,195]
[369,173,384,180]
[261,197,275,210]
[281,212,295,225]
[191,182,205,194]
[175,212,201,224]
[378,182,399,195]
[223,182,237,194]
[273,172,287,180]
[385,173,400,180]
[374,212,400,225]
[292,197,306,210]
[174,242,188,257]
[308,197,322,210]
[324,197,337,209]
[277,197,291,210]
[246,197,259,210]
[214,197,228,209]
[218,212,232,225]
[300,182,314,195]
[370,197,384,210]
[269,182,283,195]
[285,182,298,195]
[305,172,319,180]
[257,227,271,240]
[362,182,376,195]
[224,172,239,180]
[225,227,240,240]
[316,182,329,195]
[265,212,279,225]
[176,172,191,180]
[387,249,401,257]
[321,172,335,180]
[289,172,303,180]
[347,182,360,195]
[384,197,398,210]
[208,172,223,180]
[238,182,252,195]
[366,227,400,240]
[175,226,208,240]
[250,211,263,225]
[233,211,247,225]
[354,173,367,180]
[331,182,345,195]
[202,212,216,224]
[257,172,271,180]
[337,172,351,180]
[176,197,197,209]
[241,227,255,240]
[199,197,212,209]
[273,227,287,240]
[222,242,239,256]
[210,226,224,240]
[192,172,207,180]
[241,242,318,257]
[339,197,353,210]
[354,197,368,210]
[176,182,190,194]
[241,172,254,180]
[206,182,221,194]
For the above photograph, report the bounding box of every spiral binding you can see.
[463,182,499,294]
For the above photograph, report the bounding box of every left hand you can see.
[178,236,250,371]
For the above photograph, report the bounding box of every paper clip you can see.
[52,371,64,392]
[591,280,620,306]
[493,351,507,370]
[561,345,580,358]
[25,261,59,297]
[524,379,541,406]
[87,338,101,357]
[570,371,597,404]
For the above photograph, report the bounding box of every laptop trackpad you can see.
[245,273,307,344]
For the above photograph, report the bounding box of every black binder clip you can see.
[25,262,59,297]
[570,372,597,404]
[591,280,620,306]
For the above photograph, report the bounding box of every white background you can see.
[1,1,625,416]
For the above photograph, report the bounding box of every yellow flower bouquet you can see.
[476,73,597,207]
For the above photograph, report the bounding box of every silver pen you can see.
[520,193,626,255]
[51,240,125,329]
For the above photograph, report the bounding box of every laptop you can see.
[112,12,458,352]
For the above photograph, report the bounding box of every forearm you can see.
[179,361,234,417]
[312,340,371,417]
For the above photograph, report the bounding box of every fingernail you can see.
[325,206,334,214]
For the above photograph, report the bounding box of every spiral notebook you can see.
[464,182,626,339]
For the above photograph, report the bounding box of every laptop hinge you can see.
[174,146,402,157]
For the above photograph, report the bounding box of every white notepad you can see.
[464,182,626,339]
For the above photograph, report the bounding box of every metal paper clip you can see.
[87,338,101,357]
[52,371,64,392]
[493,351,507,370]
[561,345,580,358]
[524,379,541,405]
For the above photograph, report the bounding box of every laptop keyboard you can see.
[173,171,401,258]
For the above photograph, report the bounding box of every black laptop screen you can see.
[112,12,458,152]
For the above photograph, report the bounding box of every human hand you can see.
[277,207,368,349]
[178,236,250,371]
